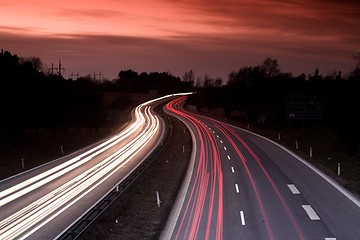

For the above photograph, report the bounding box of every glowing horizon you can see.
[1,1,233,38]
[1,0,359,80]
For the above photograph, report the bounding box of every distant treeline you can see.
[0,50,192,138]
[1,50,359,151]
[186,57,360,153]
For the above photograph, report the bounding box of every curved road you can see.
[162,96,360,240]
[0,94,188,240]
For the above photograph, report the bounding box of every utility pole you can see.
[98,72,102,82]
[51,60,65,76]
[93,71,102,82]
[70,72,80,80]
[56,60,65,76]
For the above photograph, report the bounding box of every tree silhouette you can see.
[0,50,108,138]
[262,57,280,78]
[187,56,359,154]
[351,53,360,77]
[214,77,223,87]
[183,70,195,87]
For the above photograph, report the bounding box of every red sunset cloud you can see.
[1,0,359,80]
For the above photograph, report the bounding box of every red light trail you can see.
[166,97,223,240]
[165,96,305,240]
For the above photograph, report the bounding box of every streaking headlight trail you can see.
[0,93,191,240]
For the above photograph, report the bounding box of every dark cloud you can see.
[1,0,359,81]
[169,0,360,42]
[59,9,127,20]
[1,30,355,81]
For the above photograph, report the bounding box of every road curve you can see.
[0,93,189,240]
[162,96,360,240]
[164,96,223,240]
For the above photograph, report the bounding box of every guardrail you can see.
[57,113,172,240]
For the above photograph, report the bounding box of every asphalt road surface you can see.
[162,96,360,240]
[0,94,189,240]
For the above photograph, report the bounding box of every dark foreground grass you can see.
[81,115,192,240]
[1,101,359,240]
[0,92,157,180]
[0,94,192,240]
[270,124,360,196]
[0,127,113,180]
[220,118,360,197]
[186,106,360,197]
[83,110,360,240]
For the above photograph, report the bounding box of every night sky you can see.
[1,0,359,81]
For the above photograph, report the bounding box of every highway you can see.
[162,96,360,240]
[0,94,188,240]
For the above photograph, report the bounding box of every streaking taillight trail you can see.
[166,97,223,240]
[164,96,305,240]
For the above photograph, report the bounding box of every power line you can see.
[51,60,65,76]
[93,71,102,81]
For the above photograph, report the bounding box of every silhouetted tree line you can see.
[114,69,192,93]
[186,57,360,153]
[0,50,193,139]
[2,49,359,151]
[0,50,106,138]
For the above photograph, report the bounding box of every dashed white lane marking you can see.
[302,205,321,220]
[216,135,219,138]
[325,238,336,240]
[212,131,215,134]
[224,147,227,151]
[240,211,245,225]
[235,184,240,193]
[231,167,235,173]
[220,140,223,144]
[287,184,300,194]
[227,155,231,160]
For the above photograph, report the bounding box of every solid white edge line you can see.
[55,97,170,240]
[302,205,321,220]
[240,211,245,225]
[287,184,300,194]
[160,105,197,240]
[227,123,360,208]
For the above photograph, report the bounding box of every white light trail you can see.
[0,110,143,207]
[0,93,191,240]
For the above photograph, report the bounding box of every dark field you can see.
[1,95,359,240]
[82,114,191,240]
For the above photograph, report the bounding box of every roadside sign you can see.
[286,92,322,120]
